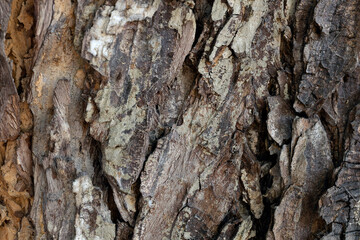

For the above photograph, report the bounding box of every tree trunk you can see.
[0,0,359,239]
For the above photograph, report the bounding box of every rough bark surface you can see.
[0,0,359,240]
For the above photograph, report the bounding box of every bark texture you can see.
[0,0,359,239]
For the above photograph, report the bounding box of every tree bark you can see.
[0,0,359,239]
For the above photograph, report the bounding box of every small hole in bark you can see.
[312,21,322,37]
[296,111,308,119]
[17,83,24,95]
[151,77,158,83]
[16,22,25,31]
[176,115,184,126]
[268,78,279,96]
[155,104,160,114]
[167,52,174,58]
[260,173,273,194]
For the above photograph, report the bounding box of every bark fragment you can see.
[73,175,115,240]
[320,104,360,239]
[0,0,20,142]
[273,117,333,239]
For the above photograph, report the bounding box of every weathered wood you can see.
[0,0,359,239]
[320,104,360,239]
[0,0,20,141]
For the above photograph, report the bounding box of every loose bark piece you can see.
[0,0,20,141]
[273,117,334,239]
[320,104,360,239]
[267,96,295,145]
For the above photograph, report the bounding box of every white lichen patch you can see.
[94,87,117,123]
[231,0,268,55]
[209,50,233,100]
[233,216,256,240]
[149,35,163,62]
[355,200,360,226]
[107,106,146,147]
[107,0,161,34]
[211,0,228,21]
[124,194,137,213]
[169,8,184,36]
[255,83,267,99]
[87,0,195,196]
[177,103,216,141]
[83,0,161,76]
[227,0,241,15]
[199,47,233,103]
[239,57,269,90]
[209,17,243,61]
[101,87,146,191]
[103,147,132,188]
[188,178,200,196]
[168,6,196,38]
[240,167,264,219]
[85,97,95,123]
[199,116,222,151]
[73,176,115,240]
[184,232,192,239]
[284,0,296,21]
